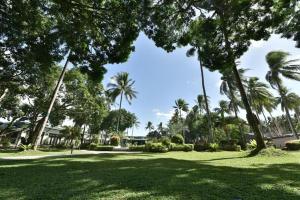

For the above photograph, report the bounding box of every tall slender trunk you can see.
[33,53,71,150]
[261,108,273,137]
[116,91,123,132]
[198,53,213,142]
[220,9,265,152]
[268,111,282,136]
[277,82,298,139]
[0,88,8,103]
[232,64,266,150]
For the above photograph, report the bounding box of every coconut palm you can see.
[130,115,140,138]
[214,100,230,139]
[145,121,154,133]
[173,98,189,120]
[107,72,137,132]
[266,51,300,139]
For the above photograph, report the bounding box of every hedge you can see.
[286,140,300,150]
[145,143,168,153]
[129,145,145,151]
[169,143,193,152]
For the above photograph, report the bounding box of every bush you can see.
[89,143,98,150]
[145,142,168,153]
[80,143,90,149]
[246,139,257,150]
[171,134,184,144]
[208,143,219,152]
[222,144,241,151]
[129,145,145,151]
[18,144,32,151]
[194,142,209,151]
[110,135,120,146]
[53,143,68,149]
[95,145,114,151]
[0,137,11,149]
[169,143,193,152]
[257,147,286,156]
[285,140,300,150]
[161,137,171,147]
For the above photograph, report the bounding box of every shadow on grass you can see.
[0,154,299,200]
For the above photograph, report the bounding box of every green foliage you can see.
[169,143,194,152]
[18,144,32,152]
[110,135,120,146]
[285,140,300,151]
[171,134,184,144]
[208,143,220,152]
[89,143,98,150]
[257,147,287,157]
[0,138,11,149]
[53,144,69,149]
[145,142,168,153]
[95,146,114,151]
[247,140,257,150]
[194,142,209,152]
[79,143,90,150]
[161,137,171,147]
[129,145,145,151]
[222,144,241,152]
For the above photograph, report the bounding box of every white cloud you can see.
[152,109,174,119]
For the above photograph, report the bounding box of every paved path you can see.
[0,150,142,160]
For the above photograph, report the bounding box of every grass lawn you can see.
[0,151,299,200]
[0,149,87,158]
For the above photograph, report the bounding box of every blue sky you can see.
[103,34,300,136]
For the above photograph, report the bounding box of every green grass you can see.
[0,151,299,200]
[0,149,83,157]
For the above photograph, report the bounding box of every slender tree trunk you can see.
[0,88,8,103]
[33,53,71,150]
[277,82,299,139]
[198,54,213,142]
[268,111,282,136]
[232,64,266,151]
[261,109,273,137]
[220,10,265,152]
[116,91,123,132]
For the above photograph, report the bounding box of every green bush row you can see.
[286,140,300,150]
[169,143,194,152]
[129,145,145,151]
[89,143,114,151]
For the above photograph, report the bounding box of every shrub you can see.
[18,144,32,151]
[89,143,98,150]
[80,143,90,149]
[1,137,11,149]
[171,134,184,144]
[53,143,68,149]
[246,139,257,150]
[169,143,194,152]
[129,145,145,151]
[285,140,300,150]
[208,143,219,152]
[110,135,120,146]
[95,145,114,151]
[194,142,209,151]
[161,137,171,147]
[258,147,287,156]
[222,144,241,151]
[145,142,168,153]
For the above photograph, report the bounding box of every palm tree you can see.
[214,100,230,140]
[157,122,164,134]
[145,121,154,133]
[195,95,209,115]
[173,98,189,137]
[266,51,300,139]
[187,48,213,142]
[130,116,140,142]
[107,72,137,132]
[220,69,247,146]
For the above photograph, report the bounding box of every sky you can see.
[102,33,300,136]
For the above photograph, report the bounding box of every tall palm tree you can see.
[220,69,247,145]
[130,116,140,140]
[266,51,300,139]
[173,98,189,137]
[195,95,209,115]
[107,72,137,132]
[157,122,164,134]
[187,48,213,142]
[145,121,154,133]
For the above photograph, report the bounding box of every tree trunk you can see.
[261,109,273,137]
[232,64,266,151]
[277,82,299,139]
[198,53,213,142]
[116,91,123,132]
[33,53,71,150]
[268,111,282,136]
[0,88,8,103]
